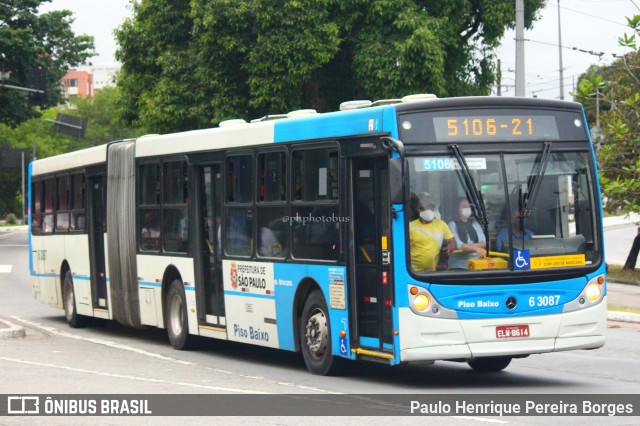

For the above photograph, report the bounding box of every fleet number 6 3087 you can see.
[529,295,561,307]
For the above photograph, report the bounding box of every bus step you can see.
[351,347,394,364]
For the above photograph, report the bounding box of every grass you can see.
[607,263,640,283]
[608,305,640,315]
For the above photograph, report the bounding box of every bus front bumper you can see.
[398,296,607,363]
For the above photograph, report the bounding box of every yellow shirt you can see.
[409,218,454,272]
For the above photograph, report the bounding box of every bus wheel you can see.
[299,289,343,376]
[467,356,512,372]
[165,279,195,350]
[63,271,88,328]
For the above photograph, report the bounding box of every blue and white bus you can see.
[29,95,606,375]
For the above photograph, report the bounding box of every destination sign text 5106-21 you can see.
[432,115,559,142]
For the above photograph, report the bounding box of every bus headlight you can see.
[585,283,601,301]
[413,294,430,311]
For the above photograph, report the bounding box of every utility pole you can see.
[515,0,525,96]
[557,0,565,100]
[497,59,502,96]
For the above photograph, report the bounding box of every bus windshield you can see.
[407,151,599,274]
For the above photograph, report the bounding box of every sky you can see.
[40,0,640,100]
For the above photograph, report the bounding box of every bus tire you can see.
[63,271,88,328]
[467,356,512,372]
[165,278,195,350]
[299,289,344,376]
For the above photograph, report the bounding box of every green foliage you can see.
[575,15,640,214]
[0,0,95,126]
[0,88,145,216]
[5,213,18,225]
[115,0,545,132]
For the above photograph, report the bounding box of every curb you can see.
[0,318,26,339]
[607,310,640,324]
[607,278,640,287]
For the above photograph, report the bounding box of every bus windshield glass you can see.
[407,151,599,275]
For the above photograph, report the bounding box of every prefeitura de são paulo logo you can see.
[231,262,238,288]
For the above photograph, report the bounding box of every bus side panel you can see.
[43,235,65,309]
[222,260,279,349]
[30,235,43,303]
[171,256,197,333]
[272,263,351,358]
[65,234,93,316]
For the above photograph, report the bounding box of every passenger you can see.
[409,193,455,272]
[448,198,487,269]
[141,212,160,239]
[496,205,534,252]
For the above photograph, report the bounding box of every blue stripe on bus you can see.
[273,107,388,143]
[224,290,275,300]
[139,281,161,288]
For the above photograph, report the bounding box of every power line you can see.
[524,38,623,59]
[558,4,629,27]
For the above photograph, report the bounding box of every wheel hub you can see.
[305,310,328,358]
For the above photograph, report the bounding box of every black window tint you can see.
[291,205,339,260]
[165,161,188,204]
[140,208,161,251]
[32,181,43,234]
[293,149,338,201]
[43,179,54,233]
[70,174,85,231]
[141,163,160,205]
[226,155,253,203]
[259,152,286,202]
[55,176,69,232]
[163,207,188,253]
[225,207,252,256]
[257,207,287,258]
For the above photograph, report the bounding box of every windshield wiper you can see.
[522,141,553,218]
[449,144,490,253]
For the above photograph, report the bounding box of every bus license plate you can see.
[496,324,530,338]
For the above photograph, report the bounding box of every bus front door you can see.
[197,164,225,327]
[351,158,394,352]
[88,174,108,309]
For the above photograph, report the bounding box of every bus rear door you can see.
[196,164,225,327]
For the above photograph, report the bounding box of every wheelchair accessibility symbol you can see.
[513,250,530,270]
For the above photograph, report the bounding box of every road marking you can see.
[0,356,269,393]
[11,316,342,395]
[0,265,12,273]
[12,316,194,366]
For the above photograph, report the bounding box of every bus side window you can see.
[291,148,340,261]
[139,162,161,252]
[257,151,287,258]
[32,180,43,234]
[163,161,188,253]
[225,155,253,257]
[43,178,55,233]
[70,173,86,231]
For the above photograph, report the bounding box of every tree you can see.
[115,0,545,132]
[575,15,640,269]
[0,0,95,126]
[0,87,145,217]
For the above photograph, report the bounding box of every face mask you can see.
[420,210,436,222]
[434,209,441,220]
[460,207,472,219]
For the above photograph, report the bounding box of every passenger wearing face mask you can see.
[409,193,456,272]
[448,198,487,269]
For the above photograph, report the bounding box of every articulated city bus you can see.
[29,95,606,375]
